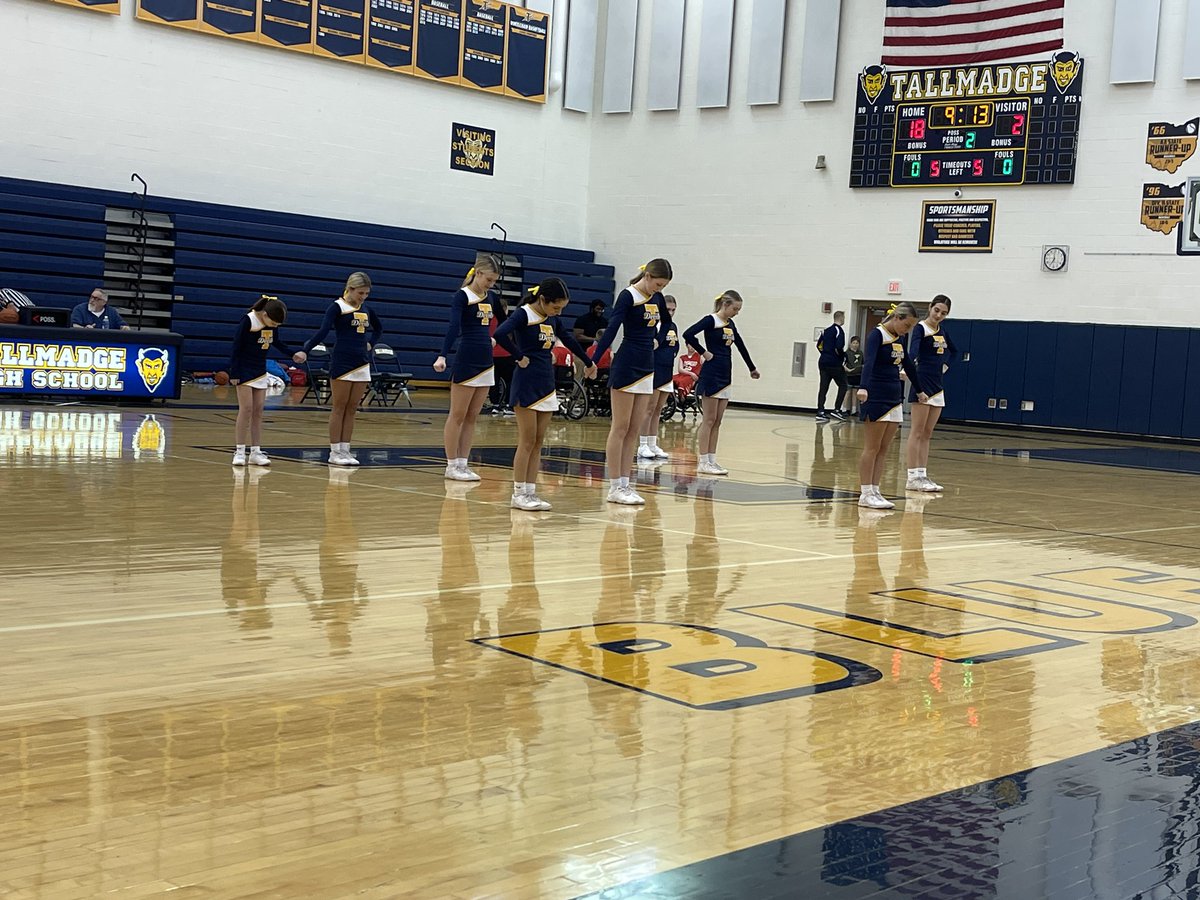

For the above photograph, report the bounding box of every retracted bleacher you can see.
[0,176,616,380]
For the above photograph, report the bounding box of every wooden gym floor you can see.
[4,389,1200,898]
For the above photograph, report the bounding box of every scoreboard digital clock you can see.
[850,53,1084,189]
[893,97,1030,186]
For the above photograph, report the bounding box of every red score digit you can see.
[972,158,983,177]
[909,119,926,139]
[1012,113,1025,136]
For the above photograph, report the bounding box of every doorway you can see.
[851,299,930,343]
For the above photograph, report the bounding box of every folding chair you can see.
[301,344,331,404]
[369,344,413,407]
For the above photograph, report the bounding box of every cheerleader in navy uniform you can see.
[590,258,673,505]
[229,294,304,467]
[636,294,680,462]
[905,294,957,492]
[302,272,383,467]
[682,290,760,476]
[856,301,927,510]
[433,252,504,482]
[494,278,597,511]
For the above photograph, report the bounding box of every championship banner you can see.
[137,0,547,101]
[0,339,180,398]
[450,122,495,175]
[137,0,200,28]
[367,0,415,72]
[505,4,548,102]
[315,0,367,62]
[260,0,315,51]
[200,0,259,40]
[414,0,463,82]
[461,0,506,93]
[1141,183,1185,235]
[1145,119,1198,174]
[55,0,121,13]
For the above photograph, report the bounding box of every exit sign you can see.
[887,280,903,294]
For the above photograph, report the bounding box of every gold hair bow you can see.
[466,267,476,279]
[639,263,647,272]
[714,293,725,302]
[261,294,278,301]
[886,303,897,315]
[529,285,540,297]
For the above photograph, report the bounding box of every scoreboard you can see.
[850,55,1084,189]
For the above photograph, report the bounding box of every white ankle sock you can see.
[917,467,927,478]
[330,443,339,453]
[610,479,622,492]
[524,483,536,495]
[619,476,630,489]
[860,484,870,495]
[236,444,246,453]
[514,482,527,495]
[908,468,920,479]
[250,445,261,454]
[649,437,660,450]
[638,436,650,447]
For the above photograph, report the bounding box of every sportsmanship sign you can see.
[919,200,996,252]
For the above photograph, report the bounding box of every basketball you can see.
[214,371,230,385]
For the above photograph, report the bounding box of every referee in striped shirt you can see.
[0,288,33,324]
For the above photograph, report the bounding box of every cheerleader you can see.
[905,294,957,492]
[229,294,304,467]
[636,294,680,461]
[433,252,504,482]
[682,290,760,476]
[303,272,382,467]
[589,258,673,505]
[493,278,597,511]
[856,301,927,510]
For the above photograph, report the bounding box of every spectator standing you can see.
[815,310,848,422]
[844,336,864,415]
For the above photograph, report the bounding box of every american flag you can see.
[882,0,1065,67]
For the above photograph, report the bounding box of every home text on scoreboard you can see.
[850,53,1084,189]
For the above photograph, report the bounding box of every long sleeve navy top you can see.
[682,314,756,395]
[860,324,920,406]
[229,311,299,382]
[303,299,383,378]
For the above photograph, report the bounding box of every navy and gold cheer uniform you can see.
[653,307,680,392]
[303,299,383,381]
[590,287,660,393]
[229,311,298,388]
[860,325,920,423]
[907,322,957,407]
[494,305,590,411]
[440,287,504,387]
[682,314,756,399]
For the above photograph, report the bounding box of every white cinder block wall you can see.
[585,0,1200,409]
[0,0,591,247]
